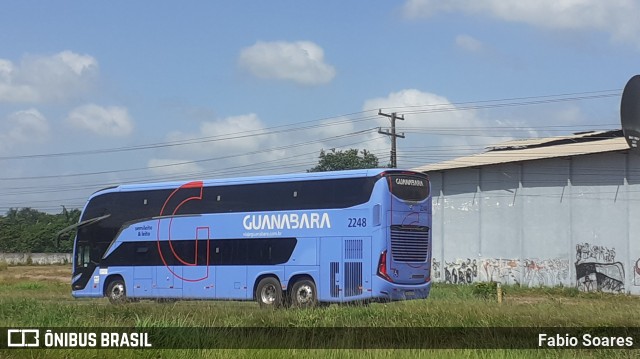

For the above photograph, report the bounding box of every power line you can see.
[378,90,620,115]
[0,135,388,198]
[0,113,378,161]
[0,89,620,161]
[0,128,379,181]
[0,88,627,212]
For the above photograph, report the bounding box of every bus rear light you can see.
[377,250,393,282]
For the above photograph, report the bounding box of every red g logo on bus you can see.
[156,181,210,282]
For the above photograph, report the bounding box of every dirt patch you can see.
[0,265,71,283]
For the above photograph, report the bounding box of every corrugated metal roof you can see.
[412,132,629,172]
[486,130,616,150]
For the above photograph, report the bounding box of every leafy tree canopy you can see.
[308,149,381,172]
[0,207,80,253]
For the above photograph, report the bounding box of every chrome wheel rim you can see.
[110,283,125,300]
[261,284,277,304]
[295,284,314,304]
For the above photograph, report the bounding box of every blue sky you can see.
[1,1,639,212]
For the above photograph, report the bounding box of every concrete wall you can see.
[0,253,72,265]
[428,151,640,295]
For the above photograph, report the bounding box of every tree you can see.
[0,207,81,253]
[308,149,380,172]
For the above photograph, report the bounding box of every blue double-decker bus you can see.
[71,169,432,307]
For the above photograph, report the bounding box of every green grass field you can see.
[0,265,638,358]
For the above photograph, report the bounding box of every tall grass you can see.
[0,280,638,358]
[0,282,639,328]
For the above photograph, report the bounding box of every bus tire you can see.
[256,277,282,308]
[106,277,127,305]
[289,279,318,308]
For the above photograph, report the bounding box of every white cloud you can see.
[0,59,14,81]
[157,111,383,175]
[66,104,134,137]
[0,51,98,103]
[0,109,50,152]
[238,41,336,85]
[455,34,486,53]
[364,89,482,129]
[152,90,587,174]
[55,51,97,76]
[163,113,296,171]
[403,0,640,46]
[199,113,266,152]
[168,113,270,155]
[363,89,497,154]
[160,91,495,173]
[361,89,589,167]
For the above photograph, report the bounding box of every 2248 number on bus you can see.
[348,217,367,228]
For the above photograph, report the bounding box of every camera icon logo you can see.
[7,329,40,347]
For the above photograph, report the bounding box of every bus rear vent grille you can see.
[330,262,340,298]
[344,239,363,260]
[344,262,363,297]
[390,225,429,263]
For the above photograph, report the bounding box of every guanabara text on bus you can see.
[69,169,432,307]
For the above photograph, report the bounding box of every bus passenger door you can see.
[181,227,215,299]
[132,243,153,297]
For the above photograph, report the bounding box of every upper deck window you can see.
[386,174,430,202]
[76,176,379,245]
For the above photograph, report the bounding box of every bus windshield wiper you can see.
[56,214,111,246]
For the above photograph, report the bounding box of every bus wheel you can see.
[256,277,282,308]
[106,278,127,305]
[290,279,317,308]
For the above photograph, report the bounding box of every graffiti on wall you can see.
[443,258,478,284]
[431,257,570,286]
[480,258,520,285]
[432,258,441,281]
[576,243,616,263]
[575,243,624,293]
[633,258,640,286]
[522,258,570,287]
[478,258,571,286]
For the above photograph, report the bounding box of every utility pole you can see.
[378,110,405,168]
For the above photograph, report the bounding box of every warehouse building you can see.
[412,130,640,294]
